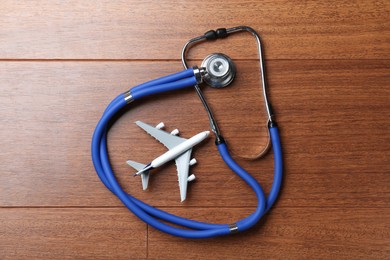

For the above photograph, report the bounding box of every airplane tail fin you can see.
[126,160,150,190]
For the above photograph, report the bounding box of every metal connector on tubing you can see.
[123,90,134,104]
[228,223,239,234]
[193,66,206,84]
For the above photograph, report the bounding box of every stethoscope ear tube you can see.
[181,26,276,158]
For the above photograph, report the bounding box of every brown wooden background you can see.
[1,1,389,259]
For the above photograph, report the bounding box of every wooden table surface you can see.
[1,1,389,259]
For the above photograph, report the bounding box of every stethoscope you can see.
[92,25,282,238]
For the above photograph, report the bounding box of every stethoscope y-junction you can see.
[91,25,282,238]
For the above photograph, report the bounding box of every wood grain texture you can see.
[1,60,388,209]
[0,0,389,59]
[0,208,146,259]
[0,0,389,258]
[148,208,390,259]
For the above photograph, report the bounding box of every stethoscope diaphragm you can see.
[201,53,236,88]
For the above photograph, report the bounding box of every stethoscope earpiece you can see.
[201,53,236,88]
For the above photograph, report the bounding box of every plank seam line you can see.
[0,206,389,209]
[0,58,389,62]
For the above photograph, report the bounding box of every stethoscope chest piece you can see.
[201,53,236,88]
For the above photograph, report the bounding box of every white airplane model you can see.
[127,121,209,202]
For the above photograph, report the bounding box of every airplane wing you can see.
[136,121,187,150]
[175,149,192,202]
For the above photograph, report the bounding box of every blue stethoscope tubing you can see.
[91,69,283,238]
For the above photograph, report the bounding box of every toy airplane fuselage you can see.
[127,121,209,202]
